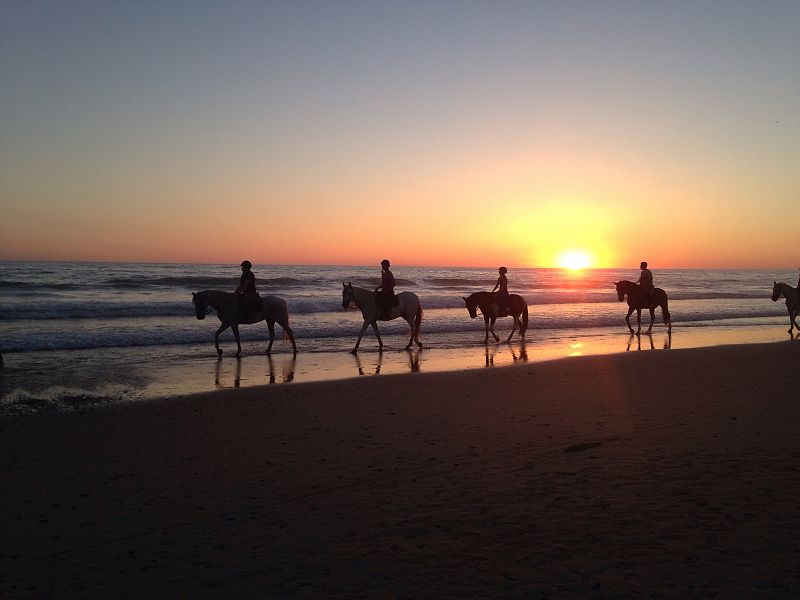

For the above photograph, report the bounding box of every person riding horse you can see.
[375,259,397,319]
[491,266,511,316]
[235,260,261,315]
[637,261,654,305]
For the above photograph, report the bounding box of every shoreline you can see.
[1,321,797,415]
[2,341,800,595]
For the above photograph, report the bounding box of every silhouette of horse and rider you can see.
[341,259,423,354]
[614,262,671,335]
[463,266,529,343]
[772,273,800,334]
[192,260,296,357]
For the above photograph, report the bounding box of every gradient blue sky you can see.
[2,1,798,267]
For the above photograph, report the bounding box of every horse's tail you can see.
[414,303,423,337]
[521,301,529,335]
[661,296,671,325]
[282,298,291,342]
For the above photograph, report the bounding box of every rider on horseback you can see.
[637,261,654,305]
[492,266,510,317]
[235,260,260,315]
[375,259,397,320]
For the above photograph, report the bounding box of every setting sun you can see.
[558,251,592,270]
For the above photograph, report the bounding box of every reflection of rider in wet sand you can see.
[235,260,258,315]
[375,259,396,320]
[491,266,510,316]
[637,261,654,306]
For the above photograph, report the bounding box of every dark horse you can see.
[463,291,528,343]
[771,281,800,334]
[613,280,671,335]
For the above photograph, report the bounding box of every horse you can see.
[341,283,423,353]
[463,291,529,343]
[771,281,800,333]
[613,280,671,335]
[192,290,297,356]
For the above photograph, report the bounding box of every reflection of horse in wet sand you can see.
[193,290,297,357]
[771,281,800,333]
[613,280,671,335]
[342,283,423,353]
[463,291,528,343]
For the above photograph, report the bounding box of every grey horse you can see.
[193,290,297,356]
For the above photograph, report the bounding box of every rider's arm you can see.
[492,277,500,292]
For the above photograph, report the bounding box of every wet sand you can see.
[1,322,795,413]
[2,340,800,597]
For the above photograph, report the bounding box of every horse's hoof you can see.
[350,349,358,355]
[217,349,223,356]
[416,342,423,349]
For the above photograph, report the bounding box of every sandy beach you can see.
[2,340,800,597]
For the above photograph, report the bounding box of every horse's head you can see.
[772,281,782,302]
[613,281,625,302]
[192,292,207,320]
[463,295,478,319]
[342,282,355,309]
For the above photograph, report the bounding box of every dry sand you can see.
[2,341,800,597]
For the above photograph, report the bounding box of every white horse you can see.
[341,283,423,353]
[771,281,800,333]
[192,290,297,356]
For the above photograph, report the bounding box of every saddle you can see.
[239,294,263,316]
[375,291,399,309]
[492,303,509,318]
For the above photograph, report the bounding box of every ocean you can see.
[1,261,797,413]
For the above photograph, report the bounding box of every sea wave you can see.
[0,291,778,320]
[0,308,785,352]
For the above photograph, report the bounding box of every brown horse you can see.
[613,280,671,334]
[463,291,528,343]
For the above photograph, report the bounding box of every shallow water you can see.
[2,261,797,415]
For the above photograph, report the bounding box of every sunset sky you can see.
[1,1,798,268]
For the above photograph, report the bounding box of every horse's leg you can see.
[489,316,500,343]
[646,307,655,334]
[625,307,635,334]
[483,316,490,343]
[265,320,276,354]
[351,320,370,354]
[371,321,384,351]
[231,323,242,357]
[214,322,229,356]
[787,306,795,334]
[636,309,642,334]
[506,315,518,343]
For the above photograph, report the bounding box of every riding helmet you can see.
[499,266,507,274]
[381,259,390,268]
[240,260,252,269]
